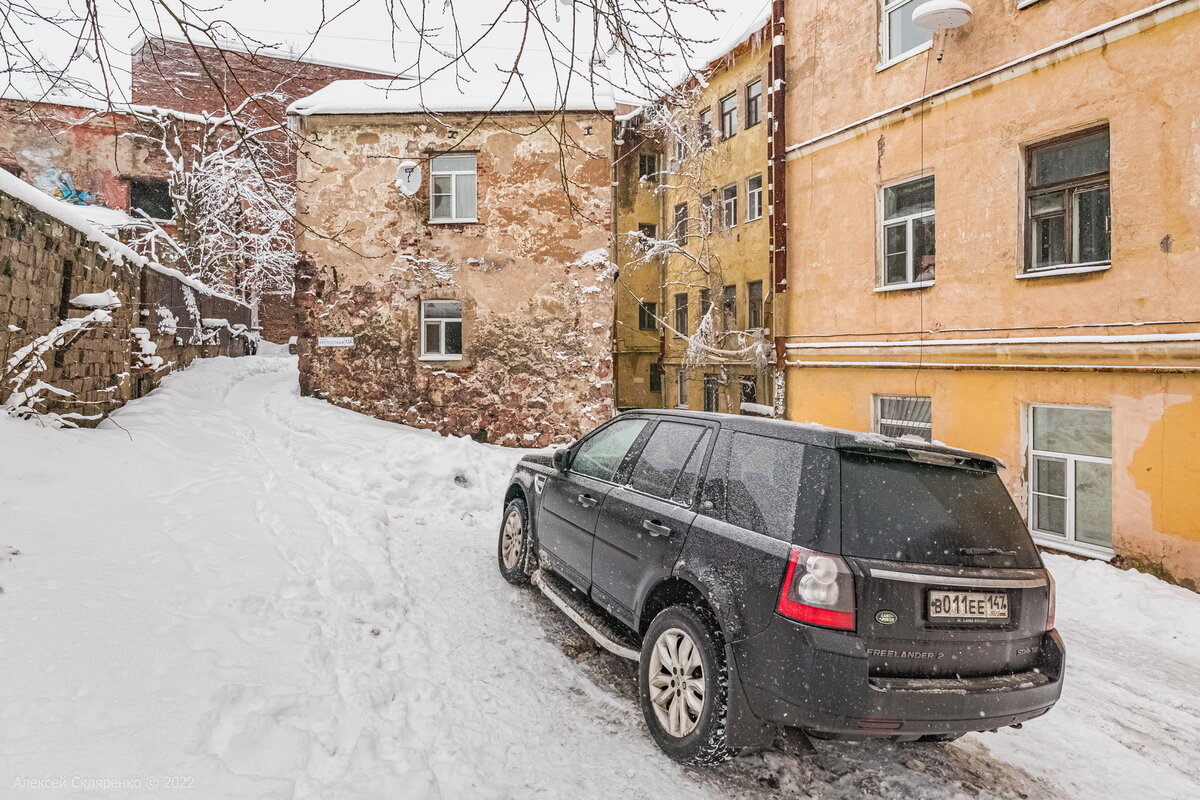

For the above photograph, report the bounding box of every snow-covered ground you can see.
[1,352,1197,799]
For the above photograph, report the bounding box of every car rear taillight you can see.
[1045,570,1057,632]
[777,546,856,631]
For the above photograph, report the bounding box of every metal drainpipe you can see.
[768,0,789,418]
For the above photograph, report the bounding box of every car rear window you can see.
[840,453,1041,568]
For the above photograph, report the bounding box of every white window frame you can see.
[721,184,738,229]
[429,154,478,223]
[879,174,935,290]
[879,0,934,69]
[872,394,932,441]
[746,175,763,221]
[676,370,689,408]
[1027,403,1115,558]
[419,299,463,361]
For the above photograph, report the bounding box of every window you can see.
[673,292,689,337]
[747,281,764,329]
[699,288,712,318]
[841,453,1041,567]
[745,80,762,128]
[873,394,932,441]
[638,302,658,331]
[129,178,173,221]
[676,370,689,407]
[721,185,738,228]
[571,418,650,482]
[674,202,689,245]
[746,175,763,221]
[674,126,688,163]
[638,153,659,183]
[420,300,463,359]
[699,195,714,235]
[430,154,477,222]
[722,285,736,329]
[739,375,757,406]
[1029,405,1113,552]
[649,363,664,393]
[881,175,935,286]
[703,374,720,412]
[630,422,711,502]
[882,0,934,64]
[725,432,803,540]
[1026,128,1111,271]
[719,92,738,139]
[698,107,713,149]
[636,222,657,251]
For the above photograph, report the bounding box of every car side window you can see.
[671,429,713,505]
[726,433,804,540]
[628,422,711,502]
[571,419,649,482]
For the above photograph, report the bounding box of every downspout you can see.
[768,0,789,417]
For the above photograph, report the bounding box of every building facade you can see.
[613,16,776,416]
[289,82,616,446]
[779,0,1200,586]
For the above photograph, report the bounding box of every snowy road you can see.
[1,353,1197,799]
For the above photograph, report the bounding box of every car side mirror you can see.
[552,447,572,473]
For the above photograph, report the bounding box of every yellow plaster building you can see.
[779,0,1200,586]
[613,18,775,414]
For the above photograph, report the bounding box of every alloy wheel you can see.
[500,509,523,570]
[647,627,706,738]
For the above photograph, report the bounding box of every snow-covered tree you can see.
[127,102,297,304]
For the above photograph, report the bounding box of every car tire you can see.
[638,605,733,765]
[497,496,533,586]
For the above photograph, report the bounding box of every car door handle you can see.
[577,493,598,508]
[642,520,672,537]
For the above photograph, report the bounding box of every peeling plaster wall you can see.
[294,112,615,446]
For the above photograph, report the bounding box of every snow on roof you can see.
[130,33,398,79]
[288,50,615,117]
[689,2,772,73]
[0,169,246,307]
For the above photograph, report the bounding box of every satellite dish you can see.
[395,160,422,196]
[912,0,973,31]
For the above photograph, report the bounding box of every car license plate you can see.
[927,591,1009,620]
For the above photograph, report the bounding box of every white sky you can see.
[5,0,768,106]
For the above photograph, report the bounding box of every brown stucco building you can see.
[288,79,616,446]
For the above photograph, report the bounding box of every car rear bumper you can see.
[731,616,1065,737]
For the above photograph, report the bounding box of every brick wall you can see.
[1,188,251,425]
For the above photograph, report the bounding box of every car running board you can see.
[532,570,641,661]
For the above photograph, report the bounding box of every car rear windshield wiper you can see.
[959,547,1018,557]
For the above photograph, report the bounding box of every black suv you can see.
[497,410,1064,764]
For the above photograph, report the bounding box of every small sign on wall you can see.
[317,336,355,348]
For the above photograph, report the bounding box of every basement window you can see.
[420,300,462,360]
[430,154,477,223]
[873,394,932,441]
[1028,404,1113,555]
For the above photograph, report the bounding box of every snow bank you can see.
[69,289,122,309]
